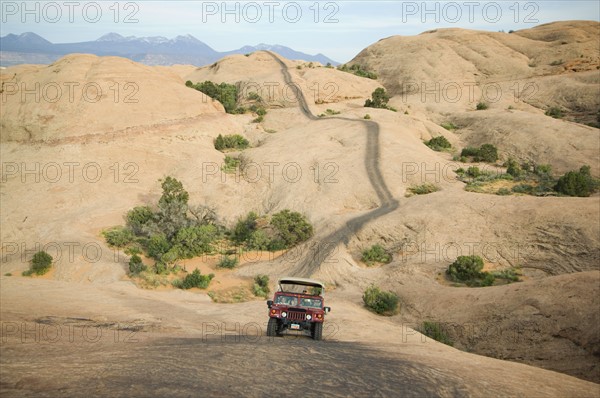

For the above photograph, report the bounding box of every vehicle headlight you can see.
[281,312,287,318]
[306,314,312,320]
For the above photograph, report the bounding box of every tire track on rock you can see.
[266,52,399,276]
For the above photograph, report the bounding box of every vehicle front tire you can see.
[267,318,279,337]
[311,322,323,341]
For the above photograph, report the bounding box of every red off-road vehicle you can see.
[266,277,331,340]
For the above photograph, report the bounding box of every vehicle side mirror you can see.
[324,306,331,313]
[267,300,273,308]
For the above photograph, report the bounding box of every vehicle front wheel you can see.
[267,318,279,337]
[311,322,323,341]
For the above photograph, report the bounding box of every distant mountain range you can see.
[0,32,339,67]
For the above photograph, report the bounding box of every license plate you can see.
[290,324,300,330]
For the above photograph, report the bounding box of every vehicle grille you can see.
[287,310,306,322]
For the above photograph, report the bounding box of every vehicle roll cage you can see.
[277,277,325,297]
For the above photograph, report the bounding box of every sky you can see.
[1,1,599,62]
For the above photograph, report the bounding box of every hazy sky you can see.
[1,1,599,62]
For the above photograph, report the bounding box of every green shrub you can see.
[425,136,452,151]
[154,261,169,275]
[222,156,240,173]
[252,115,264,123]
[545,107,564,119]
[22,270,33,276]
[126,206,154,235]
[270,210,313,248]
[232,212,258,243]
[441,122,457,130]
[420,321,453,346]
[319,109,341,117]
[247,92,261,101]
[407,183,439,195]
[102,226,134,248]
[364,114,371,119]
[496,187,511,196]
[505,158,522,177]
[217,256,238,269]
[267,239,287,251]
[480,273,496,286]
[446,255,484,282]
[30,251,53,275]
[461,147,480,158]
[128,254,147,274]
[365,88,394,110]
[338,64,378,79]
[550,59,564,66]
[253,274,270,297]
[447,255,496,287]
[214,134,249,151]
[478,144,498,163]
[362,245,392,265]
[191,81,240,114]
[491,268,520,282]
[460,144,498,163]
[254,274,269,289]
[4,273,12,276]
[145,234,171,261]
[179,269,214,289]
[555,165,597,197]
[231,212,278,251]
[534,164,552,177]
[173,225,218,258]
[512,184,534,194]
[362,285,399,315]
[476,102,488,110]
[125,246,142,256]
[247,229,271,251]
[466,166,481,178]
[158,176,189,207]
[154,205,190,241]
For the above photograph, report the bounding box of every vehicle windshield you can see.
[275,295,298,306]
[300,298,322,308]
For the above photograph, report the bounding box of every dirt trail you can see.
[265,51,399,277]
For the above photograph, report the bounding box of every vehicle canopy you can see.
[277,277,325,296]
